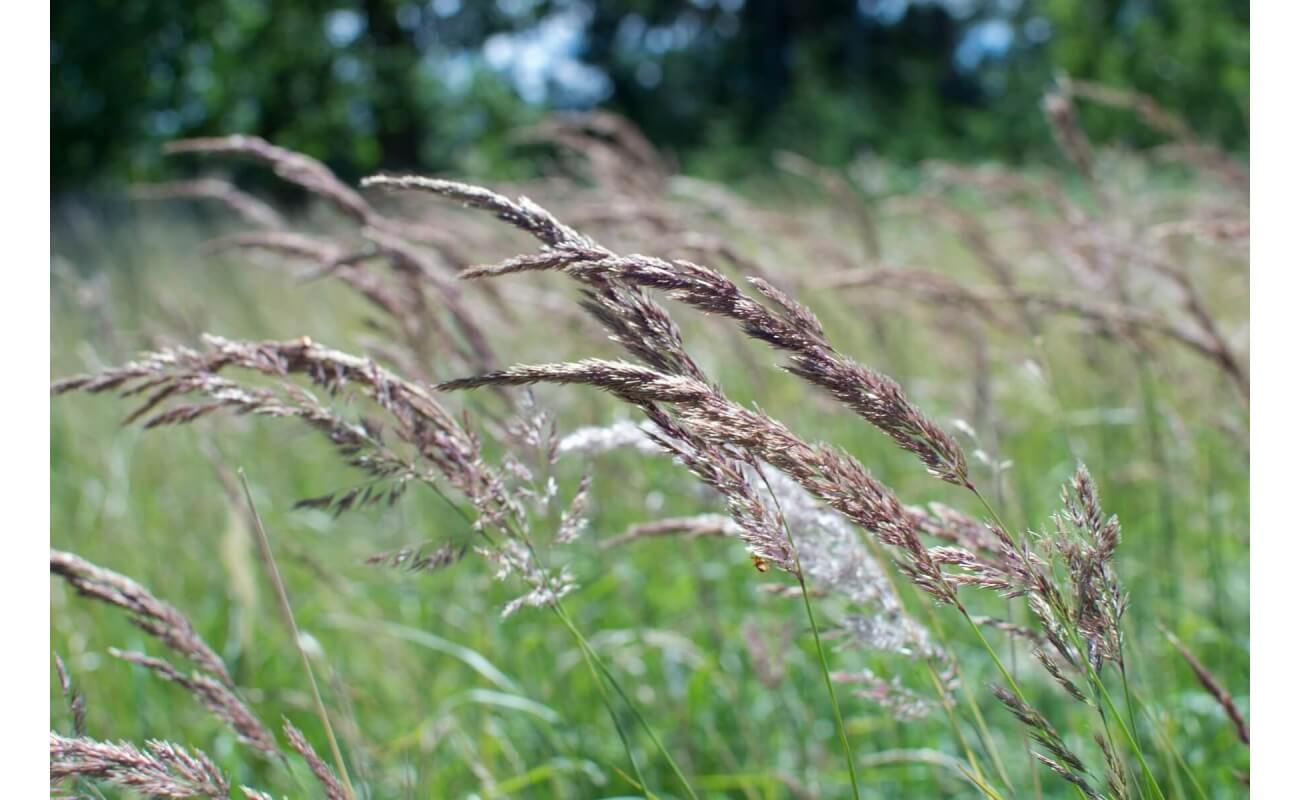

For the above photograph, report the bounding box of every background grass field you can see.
[50,152,1248,798]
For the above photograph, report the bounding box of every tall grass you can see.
[51,88,1248,798]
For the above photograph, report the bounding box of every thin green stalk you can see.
[923,660,1004,800]
[549,605,654,798]
[1007,604,1044,800]
[967,485,1017,550]
[952,672,1013,793]
[991,460,1044,800]
[853,523,1010,792]
[551,601,699,800]
[1118,662,1149,785]
[955,766,1012,800]
[954,604,1089,800]
[496,494,695,800]
[238,470,356,800]
[1081,659,1132,799]
[1055,619,1164,800]
[923,661,982,775]
[1131,687,1209,800]
[1088,666,1165,800]
[756,468,861,800]
[792,566,861,799]
[955,604,1027,708]
[917,606,1012,792]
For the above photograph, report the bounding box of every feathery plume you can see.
[441,359,952,601]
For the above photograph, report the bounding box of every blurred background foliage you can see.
[52,0,1248,193]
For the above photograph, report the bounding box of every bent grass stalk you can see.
[921,659,1006,800]
[237,469,356,800]
[756,469,861,800]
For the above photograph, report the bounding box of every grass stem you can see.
[237,469,356,800]
[758,468,862,800]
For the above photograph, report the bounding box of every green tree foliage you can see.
[1042,0,1249,149]
[51,0,1247,192]
[52,0,539,192]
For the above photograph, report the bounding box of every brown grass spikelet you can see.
[519,110,671,197]
[362,174,594,249]
[991,686,1100,798]
[50,549,233,687]
[364,540,468,573]
[439,358,953,601]
[1062,77,1247,189]
[1054,465,1127,669]
[283,719,348,800]
[110,649,279,757]
[51,336,481,520]
[54,653,88,738]
[52,332,588,620]
[1160,625,1250,746]
[132,178,286,230]
[600,514,735,550]
[51,733,230,799]
[167,135,374,224]
[1032,647,1089,703]
[1042,85,1096,186]
[369,171,969,486]
[1095,733,1132,800]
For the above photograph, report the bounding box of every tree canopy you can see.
[52,0,1249,192]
